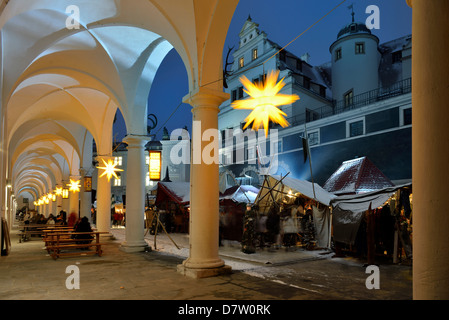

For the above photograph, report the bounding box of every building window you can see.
[335,48,342,61]
[239,57,244,68]
[279,51,286,62]
[114,176,121,187]
[403,108,412,125]
[231,89,237,102]
[400,106,412,126]
[252,48,258,61]
[344,90,354,108]
[355,42,365,54]
[306,109,320,123]
[319,86,326,98]
[392,51,402,63]
[114,156,122,166]
[296,59,302,72]
[347,118,365,137]
[146,172,150,186]
[301,130,319,146]
[145,155,150,165]
[237,86,244,99]
[303,77,311,89]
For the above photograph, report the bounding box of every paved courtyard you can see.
[0,226,412,307]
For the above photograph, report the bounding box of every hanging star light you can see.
[67,179,81,193]
[55,187,63,197]
[97,158,124,182]
[231,70,300,137]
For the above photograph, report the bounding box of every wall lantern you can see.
[62,189,69,199]
[231,70,300,137]
[84,176,92,192]
[148,150,162,181]
[97,158,124,182]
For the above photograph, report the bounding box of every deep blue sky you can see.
[113,0,412,142]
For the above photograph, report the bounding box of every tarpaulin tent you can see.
[330,183,412,246]
[254,175,336,249]
[255,175,336,210]
[219,185,259,204]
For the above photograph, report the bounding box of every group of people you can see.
[241,197,316,254]
[20,210,69,226]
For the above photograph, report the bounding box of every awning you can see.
[255,174,336,207]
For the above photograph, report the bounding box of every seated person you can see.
[72,217,93,246]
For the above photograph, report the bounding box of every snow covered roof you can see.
[323,157,394,195]
[256,175,336,207]
[219,185,260,204]
[330,183,411,213]
[156,182,190,205]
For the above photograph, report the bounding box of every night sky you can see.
[113,0,412,142]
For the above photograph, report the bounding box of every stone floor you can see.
[0,225,413,308]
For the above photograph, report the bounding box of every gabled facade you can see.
[218,16,412,187]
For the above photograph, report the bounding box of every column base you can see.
[100,233,115,240]
[177,259,232,279]
[120,241,151,253]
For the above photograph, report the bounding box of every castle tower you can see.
[330,13,381,106]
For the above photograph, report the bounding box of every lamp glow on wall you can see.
[149,151,162,181]
[97,158,124,182]
[231,70,300,137]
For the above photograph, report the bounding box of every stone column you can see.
[408,0,449,299]
[95,156,113,237]
[68,176,80,217]
[178,87,231,278]
[120,135,149,252]
[79,168,92,222]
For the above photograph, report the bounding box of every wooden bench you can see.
[45,231,108,260]
[18,224,48,242]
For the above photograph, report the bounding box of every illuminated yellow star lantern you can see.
[55,187,63,197]
[231,70,300,137]
[97,158,123,182]
[67,179,81,193]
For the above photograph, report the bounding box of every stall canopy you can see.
[155,182,190,206]
[323,157,395,195]
[330,183,412,245]
[219,185,260,204]
[255,174,336,208]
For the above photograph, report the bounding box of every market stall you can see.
[219,185,259,242]
[252,174,336,250]
[330,183,412,263]
[154,182,190,233]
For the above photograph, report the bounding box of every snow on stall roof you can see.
[266,175,336,206]
[220,185,260,204]
[158,182,190,204]
[323,157,394,195]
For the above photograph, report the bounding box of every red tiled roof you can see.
[323,157,394,195]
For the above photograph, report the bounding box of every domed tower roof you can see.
[337,22,372,40]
